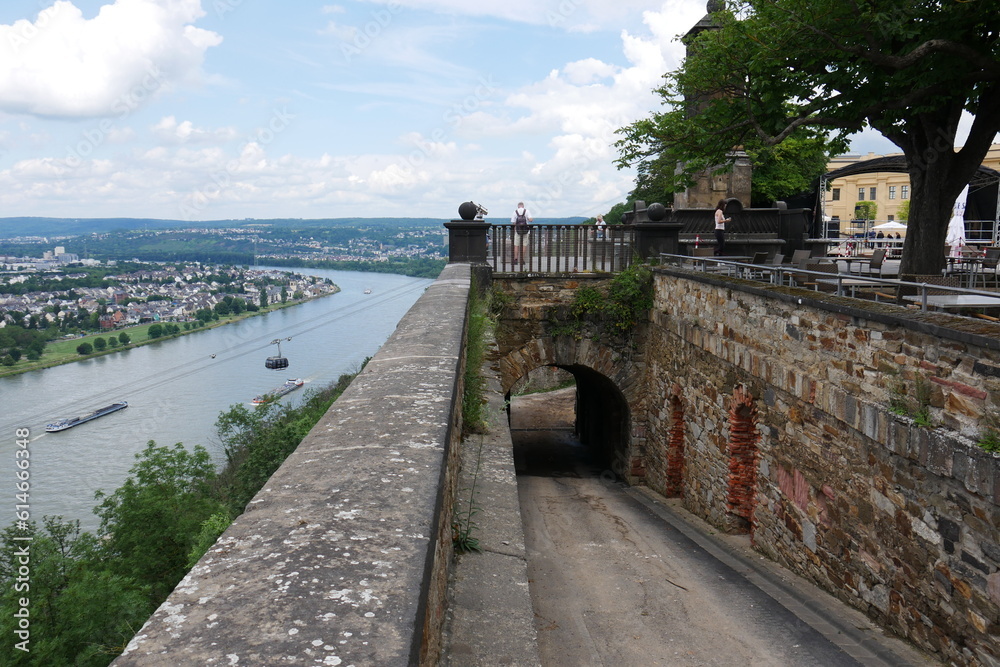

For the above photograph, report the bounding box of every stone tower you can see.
[671,0,752,209]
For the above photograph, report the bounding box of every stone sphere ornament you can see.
[458,201,478,221]
[647,202,667,221]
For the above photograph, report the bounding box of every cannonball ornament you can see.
[647,202,667,221]
[458,201,478,221]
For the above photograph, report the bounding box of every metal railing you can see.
[658,253,1000,315]
[489,223,635,273]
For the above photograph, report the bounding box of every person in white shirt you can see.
[595,214,606,240]
[714,200,731,256]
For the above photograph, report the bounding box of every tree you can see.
[118,332,130,346]
[93,337,107,352]
[147,323,163,339]
[616,0,1000,275]
[76,342,93,355]
[0,519,150,666]
[94,441,225,602]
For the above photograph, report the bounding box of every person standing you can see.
[511,202,532,265]
[595,214,606,240]
[714,200,731,256]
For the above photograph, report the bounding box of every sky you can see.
[0,0,907,223]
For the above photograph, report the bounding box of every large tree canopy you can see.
[617,0,1000,274]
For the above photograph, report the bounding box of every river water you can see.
[0,268,434,531]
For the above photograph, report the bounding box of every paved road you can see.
[511,390,938,667]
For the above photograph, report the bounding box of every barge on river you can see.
[45,401,129,432]
[252,379,304,405]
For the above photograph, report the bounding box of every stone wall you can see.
[643,268,1000,665]
[113,264,472,667]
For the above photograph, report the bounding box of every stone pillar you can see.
[444,220,490,263]
[445,203,491,263]
[632,202,682,259]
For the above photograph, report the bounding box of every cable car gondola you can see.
[265,337,291,370]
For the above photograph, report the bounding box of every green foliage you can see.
[93,337,107,351]
[616,0,1000,275]
[94,441,227,601]
[896,200,910,222]
[76,342,93,355]
[147,323,163,339]
[118,332,130,345]
[186,511,233,568]
[0,518,150,666]
[215,375,353,513]
[888,376,933,427]
[855,201,878,221]
[561,263,654,340]
[462,277,493,436]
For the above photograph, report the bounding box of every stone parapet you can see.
[114,263,472,666]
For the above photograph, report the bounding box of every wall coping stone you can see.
[114,263,471,666]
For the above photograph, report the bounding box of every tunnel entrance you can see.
[507,364,630,481]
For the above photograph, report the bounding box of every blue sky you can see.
[0,0,904,222]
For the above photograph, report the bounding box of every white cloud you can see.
[152,116,238,144]
[0,0,221,118]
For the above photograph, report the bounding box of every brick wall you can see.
[644,268,1000,665]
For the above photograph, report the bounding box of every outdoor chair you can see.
[800,261,839,292]
[976,248,1000,288]
[858,248,886,278]
[788,249,811,266]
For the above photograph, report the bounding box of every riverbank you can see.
[0,287,340,379]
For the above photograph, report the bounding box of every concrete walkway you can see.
[443,387,941,666]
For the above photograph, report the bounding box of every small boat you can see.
[46,401,128,432]
[252,379,304,405]
[364,288,372,294]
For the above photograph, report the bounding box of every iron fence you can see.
[489,223,636,273]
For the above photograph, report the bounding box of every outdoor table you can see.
[903,293,1000,311]
[834,255,873,275]
[945,256,982,288]
[814,276,885,297]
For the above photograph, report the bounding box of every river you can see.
[0,268,435,531]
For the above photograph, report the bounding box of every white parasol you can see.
[945,185,969,256]
[872,221,907,231]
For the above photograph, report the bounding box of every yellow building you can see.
[821,143,1000,240]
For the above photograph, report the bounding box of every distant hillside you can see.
[0,216,589,238]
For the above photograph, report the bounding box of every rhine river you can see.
[0,268,434,531]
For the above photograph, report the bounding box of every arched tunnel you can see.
[506,364,631,480]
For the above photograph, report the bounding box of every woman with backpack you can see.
[511,202,532,266]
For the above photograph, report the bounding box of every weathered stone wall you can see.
[114,264,472,667]
[644,267,1000,665]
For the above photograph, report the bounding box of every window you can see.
[858,187,866,201]
[889,186,896,200]
[870,187,877,200]
[832,188,840,201]
[901,185,909,199]
[888,215,894,221]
